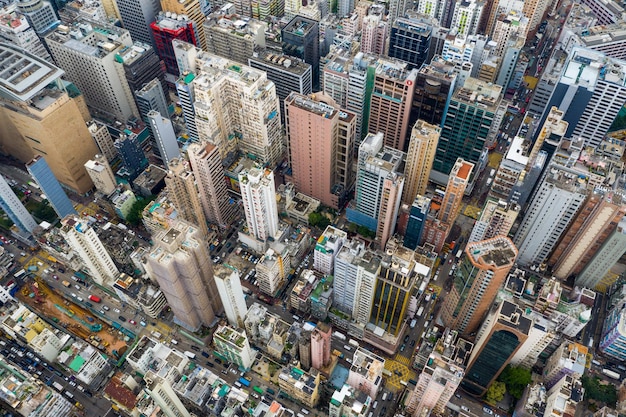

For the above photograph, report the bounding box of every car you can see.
[58,268,65,273]
[114,308,120,313]
[400,344,406,352]
[53,275,58,280]
[69,381,77,387]
[410,340,416,347]
[118,316,126,322]
[483,407,494,415]
[129,320,136,325]
[404,335,410,343]
[455,394,462,399]
[221,370,228,375]
[71,293,77,298]
[191,345,200,351]
[140,321,147,326]
[74,285,80,290]
[206,361,214,367]
[102,305,110,311]
[461,406,470,412]
[99,310,105,314]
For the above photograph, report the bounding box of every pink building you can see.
[311,323,332,370]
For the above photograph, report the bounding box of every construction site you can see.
[16,277,130,360]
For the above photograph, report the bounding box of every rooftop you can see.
[467,236,518,269]
[560,47,626,88]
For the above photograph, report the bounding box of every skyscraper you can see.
[461,300,531,396]
[16,0,60,37]
[147,110,180,166]
[404,195,430,250]
[450,0,484,37]
[410,60,457,128]
[388,12,433,70]
[577,216,626,289]
[360,13,388,55]
[45,20,139,122]
[599,293,626,362]
[87,120,117,162]
[214,265,248,328]
[187,142,237,229]
[164,157,208,236]
[0,43,98,195]
[0,7,50,60]
[84,155,117,195]
[314,226,347,275]
[114,132,148,181]
[115,0,161,46]
[117,43,166,103]
[311,323,332,370]
[135,78,169,121]
[204,12,267,65]
[26,156,77,219]
[282,16,320,89]
[60,215,119,285]
[402,120,441,204]
[285,92,356,210]
[143,219,223,331]
[441,236,517,335]
[439,158,474,225]
[160,0,206,50]
[239,167,279,242]
[151,12,196,77]
[0,176,38,235]
[367,58,417,151]
[468,198,519,243]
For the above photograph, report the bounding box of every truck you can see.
[456,249,463,259]
[332,331,347,341]
[62,280,70,288]
[418,281,427,295]
[333,349,345,359]
[239,377,251,387]
[348,339,359,348]
[602,369,620,380]
[88,295,101,303]
[52,381,64,392]
[416,307,424,317]
[184,351,196,359]
[425,293,431,302]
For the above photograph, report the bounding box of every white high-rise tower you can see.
[239,167,279,242]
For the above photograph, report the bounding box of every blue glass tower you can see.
[114,132,148,181]
[0,176,38,234]
[404,195,430,249]
[26,155,77,219]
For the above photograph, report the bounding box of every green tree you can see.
[581,375,617,405]
[498,365,532,399]
[308,211,331,228]
[32,201,58,223]
[126,196,155,225]
[485,381,506,405]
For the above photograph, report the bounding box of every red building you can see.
[150,13,196,76]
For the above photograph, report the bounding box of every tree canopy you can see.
[308,212,331,229]
[581,375,617,406]
[126,196,155,225]
[485,381,507,405]
[498,365,532,399]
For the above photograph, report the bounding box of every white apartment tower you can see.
[0,175,38,234]
[84,154,117,195]
[314,226,348,275]
[60,215,119,285]
[44,20,139,122]
[450,0,484,37]
[239,167,279,242]
[214,265,248,328]
[0,7,50,60]
[143,219,223,331]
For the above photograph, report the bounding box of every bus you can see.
[13,269,26,279]
[602,369,620,380]
[28,181,40,190]
[456,249,463,259]
[184,351,196,359]
[239,377,251,387]
[332,331,347,341]
[348,339,359,348]
[253,386,264,395]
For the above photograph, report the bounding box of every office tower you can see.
[406,329,472,416]
[360,14,388,55]
[213,324,257,370]
[404,195,430,250]
[314,226,347,275]
[135,78,169,121]
[0,176,38,235]
[86,120,116,162]
[285,93,356,210]
[468,198,519,243]
[214,265,248,328]
[204,12,266,64]
[311,323,332,370]
[160,0,206,50]
[114,132,148,181]
[461,300,530,396]
[16,0,59,37]
[548,191,626,281]
[282,16,320,89]
[451,0,484,37]
[187,142,236,229]
[239,167,279,242]
[249,0,283,20]
[411,61,457,129]
[0,7,50,60]
[45,21,139,122]
[0,44,98,195]
[542,341,587,389]
[144,219,223,331]
[151,13,196,77]
[115,0,161,46]
[432,78,501,182]
[441,236,517,335]
[26,156,77,219]
[368,58,417,151]
[577,216,626,289]
[116,44,167,110]
[439,158,473,225]
[174,71,197,140]
[164,157,208,236]
[369,244,418,338]
[248,49,312,121]
[84,155,117,195]
[147,110,180,166]
[599,294,626,362]
[60,214,119,285]
[388,12,433,70]
[514,167,589,267]
[402,120,441,205]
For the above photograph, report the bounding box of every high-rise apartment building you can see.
[87,120,117,162]
[285,93,356,210]
[410,60,457,128]
[0,176,38,235]
[433,78,501,182]
[0,44,98,195]
[314,226,347,275]
[115,0,161,46]
[0,7,50,60]
[26,156,77,219]
[186,142,236,229]
[164,157,208,236]
[214,265,248,328]
[461,299,531,396]
[367,58,417,151]
[388,12,433,70]
[45,20,139,122]
[402,120,441,204]
[451,0,484,37]
[346,347,385,398]
[311,323,332,370]
[255,247,288,296]
[441,236,517,335]
[213,324,257,370]
[599,292,626,362]
[404,195,430,250]
[147,110,180,165]
[360,13,388,55]
[468,198,519,243]
[117,43,166,104]
[135,78,169,121]
[160,0,206,50]
[16,0,59,37]
[239,167,279,242]
[143,219,222,331]
[521,0,550,31]
[548,190,626,281]
[151,12,196,77]
[60,215,119,285]
[84,155,117,195]
[282,16,320,89]
[204,12,267,65]
[439,158,474,225]
[577,216,626,289]
[514,166,589,267]
[542,341,587,389]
